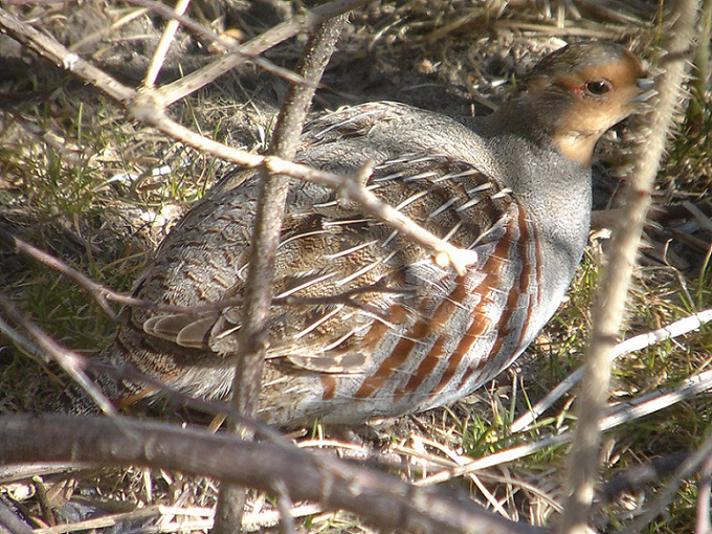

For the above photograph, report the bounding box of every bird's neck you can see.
[474,95,598,166]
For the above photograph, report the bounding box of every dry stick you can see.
[0,415,544,534]
[131,111,477,275]
[143,0,191,89]
[211,15,348,534]
[0,292,116,416]
[127,0,308,91]
[140,0,366,105]
[0,8,473,275]
[556,2,700,532]
[511,308,712,433]
[0,227,117,318]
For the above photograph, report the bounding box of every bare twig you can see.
[0,302,292,447]
[0,291,116,416]
[511,308,712,432]
[0,415,545,534]
[68,7,149,53]
[0,227,117,319]
[127,0,309,92]
[0,228,406,320]
[557,2,700,532]
[0,500,32,534]
[143,0,191,89]
[212,14,348,533]
[416,367,712,487]
[0,6,473,275]
[133,0,366,105]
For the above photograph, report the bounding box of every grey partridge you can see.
[79,42,651,426]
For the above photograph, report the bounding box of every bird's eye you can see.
[584,80,612,96]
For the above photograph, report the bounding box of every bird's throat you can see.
[552,131,598,166]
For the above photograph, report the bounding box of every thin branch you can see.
[153,0,364,104]
[0,228,408,320]
[127,100,476,274]
[68,7,149,53]
[0,415,545,534]
[0,291,116,416]
[0,6,474,275]
[417,368,712,487]
[141,0,366,105]
[143,0,191,89]
[622,429,712,534]
[212,14,348,534]
[0,227,117,319]
[557,0,700,529]
[24,503,322,534]
[0,311,291,448]
[511,308,712,433]
[127,0,309,92]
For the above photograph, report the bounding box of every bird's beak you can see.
[632,77,657,103]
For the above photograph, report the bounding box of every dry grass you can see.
[1,1,711,532]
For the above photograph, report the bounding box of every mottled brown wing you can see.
[141,152,513,377]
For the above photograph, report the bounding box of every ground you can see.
[0,1,711,532]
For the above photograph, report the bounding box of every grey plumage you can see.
[64,42,649,426]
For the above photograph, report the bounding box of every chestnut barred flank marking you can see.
[76,42,650,425]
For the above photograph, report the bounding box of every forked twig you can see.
[127,0,310,93]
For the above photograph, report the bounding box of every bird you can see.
[71,41,652,426]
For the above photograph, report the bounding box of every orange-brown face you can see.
[526,44,651,164]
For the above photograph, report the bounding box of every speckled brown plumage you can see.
[69,41,651,426]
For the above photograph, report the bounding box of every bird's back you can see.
[90,41,649,425]
[99,102,582,425]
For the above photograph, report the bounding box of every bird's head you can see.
[521,41,654,165]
